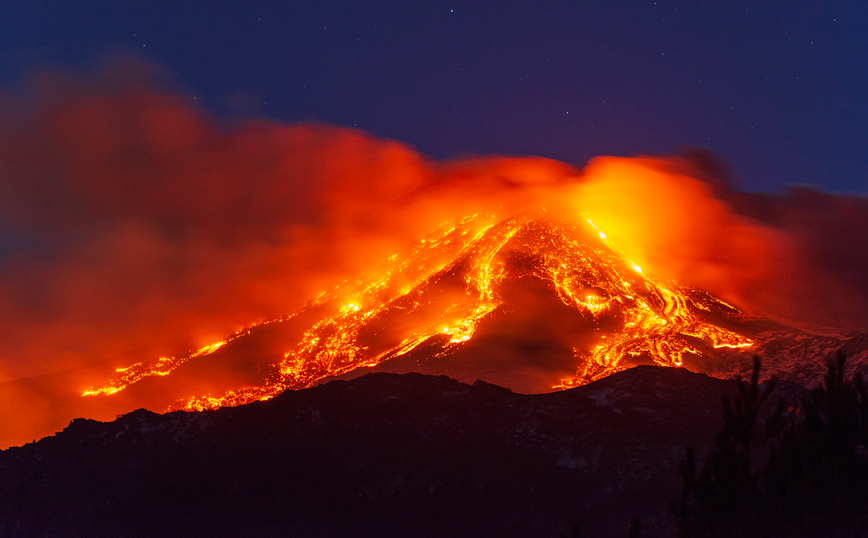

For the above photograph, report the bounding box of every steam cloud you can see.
[0,60,866,447]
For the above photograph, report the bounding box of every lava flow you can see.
[83,211,752,411]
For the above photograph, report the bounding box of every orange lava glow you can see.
[82,340,228,397]
[84,212,752,411]
[8,64,868,449]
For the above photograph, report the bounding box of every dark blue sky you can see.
[2,0,866,193]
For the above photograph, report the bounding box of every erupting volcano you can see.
[4,77,868,453]
[83,211,754,411]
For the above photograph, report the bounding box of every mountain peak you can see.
[83,212,753,409]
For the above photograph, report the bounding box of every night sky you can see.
[2,0,866,193]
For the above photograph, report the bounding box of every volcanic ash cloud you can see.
[0,60,866,448]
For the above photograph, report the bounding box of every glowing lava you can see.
[84,212,752,411]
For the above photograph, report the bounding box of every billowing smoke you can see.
[566,155,868,327]
[0,60,865,447]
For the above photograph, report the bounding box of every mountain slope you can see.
[83,212,753,411]
[0,367,768,536]
[4,212,867,451]
[1,367,802,538]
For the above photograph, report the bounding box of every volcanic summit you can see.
[83,211,758,411]
[8,191,868,538]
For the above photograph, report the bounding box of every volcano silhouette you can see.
[88,211,762,411]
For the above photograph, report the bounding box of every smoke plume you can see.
[0,60,865,447]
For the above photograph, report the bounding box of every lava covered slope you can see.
[5,212,866,451]
[84,212,755,411]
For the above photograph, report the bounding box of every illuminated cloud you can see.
[0,60,865,448]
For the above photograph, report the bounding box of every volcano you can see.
[83,211,778,412]
[4,206,859,451]
[7,211,868,537]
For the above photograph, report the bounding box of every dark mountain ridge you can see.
[0,366,804,538]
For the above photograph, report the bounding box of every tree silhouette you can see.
[674,350,868,537]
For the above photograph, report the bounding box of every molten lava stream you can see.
[82,212,752,411]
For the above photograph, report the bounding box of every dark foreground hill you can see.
[0,366,802,538]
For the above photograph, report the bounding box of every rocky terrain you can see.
[0,366,805,538]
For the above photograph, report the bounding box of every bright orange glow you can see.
[566,157,781,311]
[82,335,232,397]
[4,66,864,451]
[84,212,752,410]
